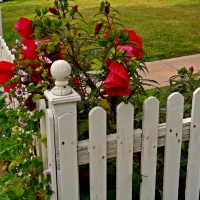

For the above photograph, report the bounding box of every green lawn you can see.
[1,0,200,61]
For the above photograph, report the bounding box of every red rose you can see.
[49,8,59,15]
[94,23,103,35]
[104,61,130,96]
[21,39,39,64]
[0,61,17,93]
[14,18,34,40]
[72,5,78,11]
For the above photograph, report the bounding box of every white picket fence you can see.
[37,60,200,200]
[0,36,15,62]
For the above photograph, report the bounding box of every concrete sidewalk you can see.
[141,54,200,87]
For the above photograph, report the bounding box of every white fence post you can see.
[44,60,81,200]
[0,6,3,37]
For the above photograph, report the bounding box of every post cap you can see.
[50,60,72,96]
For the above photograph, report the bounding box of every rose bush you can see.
[0,0,157,199]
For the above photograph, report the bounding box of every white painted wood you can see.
[89,107,107,200]
[58,112,79,200]
[44,88,81,200]
[36,99,48,173]
[0,36,2,60]
[76,118,191,166]
[46,109,57,200]
[185,88,200,200]
[163,92,184,200]
[116,102,134,200]
[140,97,159,200]
[0,6,2,37]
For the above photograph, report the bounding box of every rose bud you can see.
[94,23,103,35]
[72,5,78,11]
[104,6,110,14]
[189,66,194,73]
[49,8,59,15]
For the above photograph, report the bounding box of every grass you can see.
[1,0,200,61]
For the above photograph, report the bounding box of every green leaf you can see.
[14,184,24,197]
[91,58,102,71]
[103,48,111,63]
[32,94,42,103]
[98,38,107,47]
[41,134,47,148]
[133,172,142,196]
[35,7,41,16]
[78,120,88,134]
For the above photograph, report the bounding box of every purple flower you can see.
[15,88,23,97]
[11,48,17,52]
[39,56,42,60]
[43,169,51,175]
[18,117,27,126]
[18,171,23,176]
[35,41,39,46]
[2,135,7,138]
[22,101,25,106]
[46,183,52,189]
[18,70,28,76]
[44,57,52,64]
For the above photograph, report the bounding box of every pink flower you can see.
[0,61,17,93]
[14,18,34,40]
[43,169,51,175]
[104,61,130,96]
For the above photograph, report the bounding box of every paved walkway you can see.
[141,54,200,88]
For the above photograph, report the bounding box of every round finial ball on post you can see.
[50,60,72,96]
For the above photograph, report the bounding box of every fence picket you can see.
[116,102,134,200]
[58,112,79,200]
[89,107,107,200]
[36,99,48,173]
[46,109,57,200]
[163,92,184,200]
[185,88,200,200]
[140,97,159,200]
